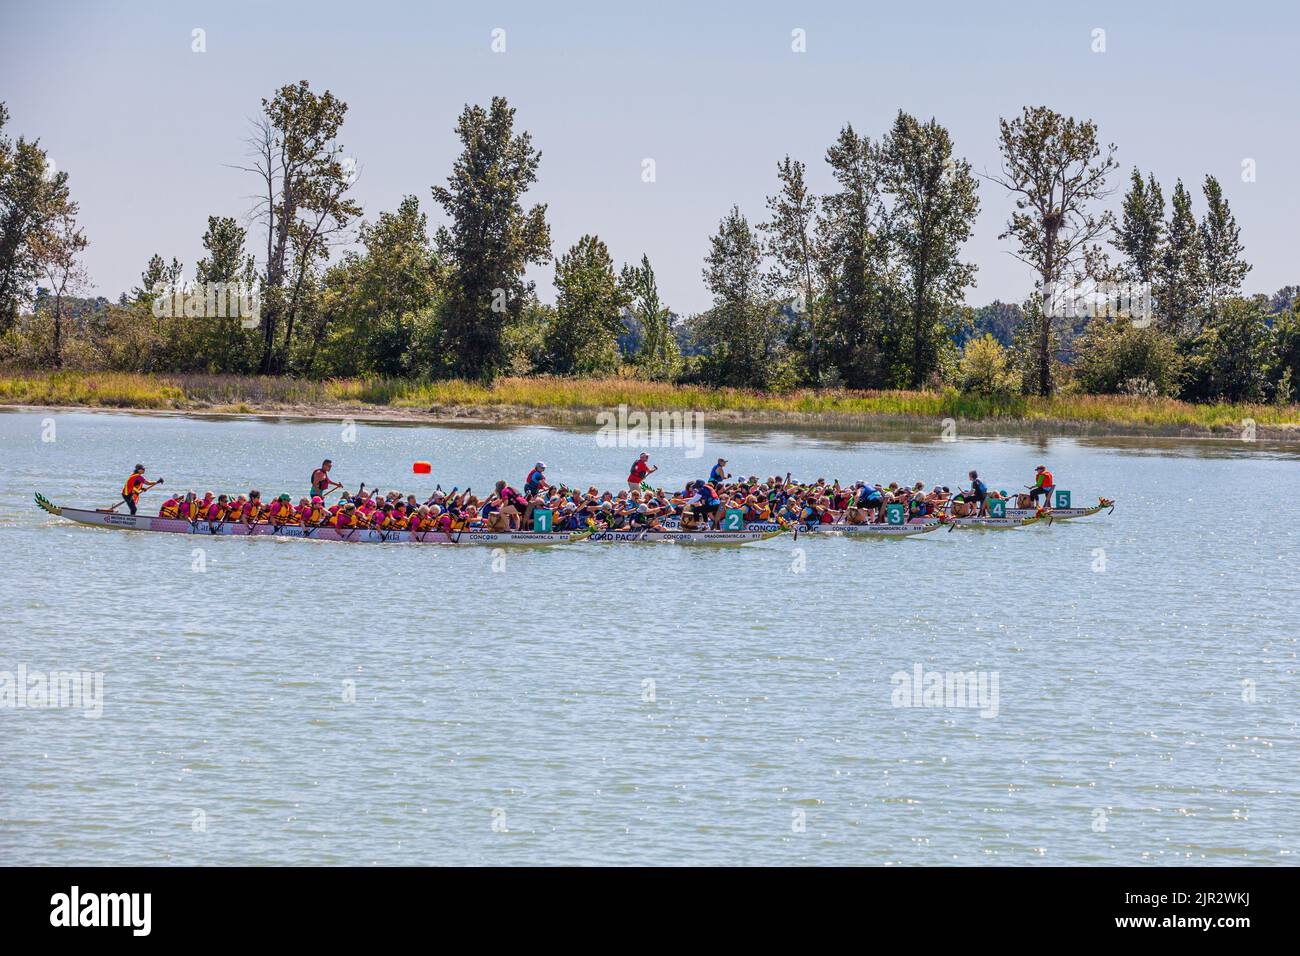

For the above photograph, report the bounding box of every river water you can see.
[1,408,1296,865]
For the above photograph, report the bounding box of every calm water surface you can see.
[1,409,1296,865]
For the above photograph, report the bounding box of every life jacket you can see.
[159,499,180,518]
[122,474,144,497]
[1038,470,1054,487]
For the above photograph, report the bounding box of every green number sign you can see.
[988,498,1006,518]
[532,508,553,533]
[1054,490,1071,508]
[885,503,905,525]
[722,508,745,531]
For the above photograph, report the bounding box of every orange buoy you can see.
[413,461,432,474]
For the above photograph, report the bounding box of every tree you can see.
[699,206,779,388]
[195,216,256,287]
[131,254,184,303]
[1155,180,1203,335]
[240,81,360,373]
[0,102,76,331]
[817,124,893,387]
[545,235,627,375]
[1198,175,1250,323]
[1073,316,1183,396]
[29,208,89,367]
[1271,300,1300,404]
[760,157,822,381]
[1183,297,1270,402]
[958,334,1019,398]
[988,106,1118,395]
[194,216,259,372]
[881,111,980,387]
[620,254,678,380]
[1113,168,1164,285]
[321,193,439,374]
[432,97,551,382]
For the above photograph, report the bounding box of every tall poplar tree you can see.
[432,97,551,382]
[620,254,678,380]
[817,124,892,387]
[547,234,626,375]
[1113,168,1165,285]
[1155,180,1203,335]
[880,111,980,387]
[1198,175,1250,322]
[700,206,777,388]
[989,106,1118,395]
[760,157,822,380]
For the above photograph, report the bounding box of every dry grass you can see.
[2,370,1297,432]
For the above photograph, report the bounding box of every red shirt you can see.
[629,460,651,483]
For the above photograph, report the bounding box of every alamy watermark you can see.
[150,280,260,329]
[595,403,705,459]
[891,663,999,718]
[1,665,104,718]
[1046,280,1152,328]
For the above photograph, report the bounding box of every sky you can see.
[1,0,1297,314]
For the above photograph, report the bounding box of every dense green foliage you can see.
[0,94,1293,411]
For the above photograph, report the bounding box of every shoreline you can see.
[5,397,1298,442]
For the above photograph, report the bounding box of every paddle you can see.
[449,487,472,544]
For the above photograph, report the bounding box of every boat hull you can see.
[583,529,784,544]
[42,502,585,546]
[1006,503,1110,520]
[793,521,939,537]
[945,514,1042,529]
[659,519,937,537]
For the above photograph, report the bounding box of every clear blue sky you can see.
[2,0,1296,313]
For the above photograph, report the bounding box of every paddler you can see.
[120,464,162,515]
[524,462,549,496]
[238,490,265,524]
[1029,464,1055,508]
[333,502,358,531]
[964,470,989,517]
[709,458,730,484]
[158,492,181,518]
[269,494,297,525]
[310,460,342,499]
[628,453,657,491]
[179,491,200,521]
[204,494,228,522]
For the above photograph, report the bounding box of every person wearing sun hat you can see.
[525,461,548,496]
[1029,464,1055,508]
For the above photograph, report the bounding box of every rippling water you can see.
[1,408,1296,865]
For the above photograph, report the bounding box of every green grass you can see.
[1,370,1297,432]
